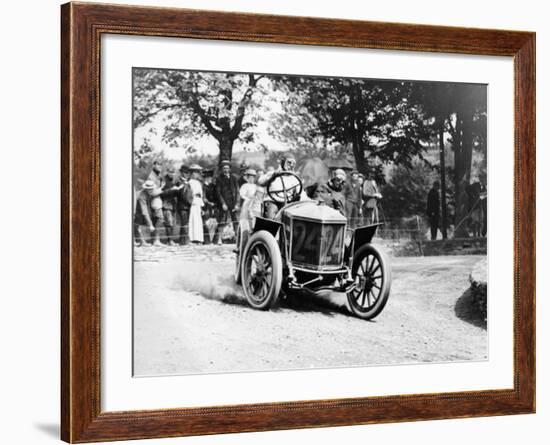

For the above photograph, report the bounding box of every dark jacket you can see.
[344,182,362,215]
[466,182,482,211]
[161,176,178,211]
[311,181,346,216]
[426,187,440,218]
[215,174,240,210]
[176,179,194,211]
[204,181,217,207]
[238,175,247,188]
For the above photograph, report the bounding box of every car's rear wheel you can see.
[347,244,391,320]
[241,230,282,310]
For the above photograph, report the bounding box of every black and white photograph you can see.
[132,67,488,377]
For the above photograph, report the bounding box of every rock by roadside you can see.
[469,258,487,321]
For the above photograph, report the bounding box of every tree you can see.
[272,77,432,178]
[446,84,487,237]
[411,83,457,238]
[133,69,271,164]
[412,82,487,238]
[381,159,438,220]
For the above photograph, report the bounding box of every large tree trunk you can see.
[349,84,369,174]
[351,127,368,174]
[218,135,235,164]
[453,112,474,238]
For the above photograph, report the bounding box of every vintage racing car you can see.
[234,171,391,320]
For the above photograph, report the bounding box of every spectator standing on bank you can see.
[187,164,205,244]
[345,171,363,228]
[239,169,258,231]
[149,183,164,247]
[134,180,156,247]
[176,164,193,245]
[143,160,166,246]
[480,174,487,237]
[161,167,178,245]
[202,169,217,244]
[467,178,484,237]
[148,160,164,188]
[238,161,249,188]
[363,174,382,224]
[357,173,365,225]
[215,160,240,244]
[134,179,164,246]
[426,180,440,240]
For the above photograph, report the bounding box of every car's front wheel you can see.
[241,230,282,310]
[347,244,391,320]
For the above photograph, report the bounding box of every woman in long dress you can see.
[188,165,204,243]
[239,169,259,231]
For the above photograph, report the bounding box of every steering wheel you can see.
[266,171,303,205]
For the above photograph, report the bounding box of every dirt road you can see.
[133,245,487,376]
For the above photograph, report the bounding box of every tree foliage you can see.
[133,68,272,164]
[271,77,433,176]
[133,68,487,235]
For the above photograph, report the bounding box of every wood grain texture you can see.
[60,2,536,443]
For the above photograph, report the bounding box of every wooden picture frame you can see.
[61,2,535,442]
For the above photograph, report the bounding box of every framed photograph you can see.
[61,2,535,442]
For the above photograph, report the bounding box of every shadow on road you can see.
[454,288,487,330]
[280,291,353,318]
[211,289,351,318]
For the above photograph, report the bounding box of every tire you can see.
[347,244,391,320]
[241,230,283,310]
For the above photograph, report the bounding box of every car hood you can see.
[282,200,346,223]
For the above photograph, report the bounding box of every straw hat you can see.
[188,164,203,171]
[142,180,155,190]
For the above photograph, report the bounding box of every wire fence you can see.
[134,213,486,245]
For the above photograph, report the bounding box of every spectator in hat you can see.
[134,180,162,247]
[176,164,193,245]
[148,160,164,188]
[357,173,365,224]
[239,168,260,231]
[345,171,363,228]
[188,164,205,243]
[426,180,440,240]
[238,161,249,188]
[325,169,348,215]
[141,161,166,246]
[215,160,240,244]
[363,173,382,224]
[161,167,178,245]
[202,168,217,244]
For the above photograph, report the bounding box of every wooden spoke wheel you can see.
[241,230,282,310]
[347,244,391,320]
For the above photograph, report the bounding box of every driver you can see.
[258,155,305,219]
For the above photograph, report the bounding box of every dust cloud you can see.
[171,262,246,305]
